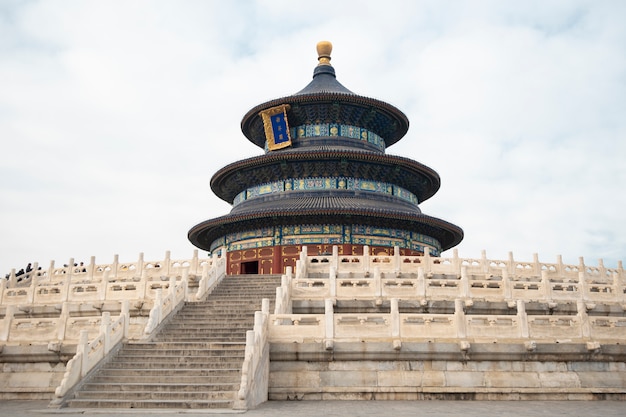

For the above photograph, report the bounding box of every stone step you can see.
[78,382,239,394]
[155,335,246,343]
[90,374,240,384]
[126,342,246,350]
[95,368,241,377]
[66,399,234,409]
[103,361,243,370]
[62,273,282,409]
[73,391,235,401]
[115,349,245,358]
[115,353,244,368]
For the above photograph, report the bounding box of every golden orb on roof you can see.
[316,41,332,66]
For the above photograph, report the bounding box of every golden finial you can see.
[317,41,332,66]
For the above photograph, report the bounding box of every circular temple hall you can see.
[188,41,463,275]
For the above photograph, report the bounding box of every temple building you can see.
[188,41,463,275]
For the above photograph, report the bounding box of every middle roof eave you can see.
[210,150,441,204]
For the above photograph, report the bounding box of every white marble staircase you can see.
[61,274,281,409]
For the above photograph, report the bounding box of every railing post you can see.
[164,251,171,276]
[481,249,488,273]
[332,245,339,270]
[0,278,5,304]
[541,270,552,301]
[324,299,334,350]
[394,246,401,277]
[57,302,69,341]
[79,331,89,377]
[374,266,382,300]
[503,268,512,300]
[423,247,431,276]
[191,249,199,275]
[416,267,426,299]
[87,256,96,280]
[136,252,144,278]
[122,300,130,338]
[1,305,14,342]
[391,298,401,350]
[507,252,515,277]
[577,300,591,339]
[517,300,529,338]
[329,266,337,300]
[460,266,470,298]
[101,312,111,354]
[47,260,56,283]
[454,299,466,338]
[363,245,370,277]
[112,255,119,280]
[532,253,540,276]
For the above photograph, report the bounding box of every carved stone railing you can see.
[0,251,226,345]
[235,299,270,410]
[270,297,626,347]
[290,247,625,305]
[50,302,130,404]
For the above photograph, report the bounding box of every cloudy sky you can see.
[1,0,624,275]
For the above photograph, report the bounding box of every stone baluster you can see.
[541,270,552,301]
[191,249,199,275]
[423,247,431,276]
[556,254,564,277]
[136,252,144,278]
[507,252,515,277]
[332,245,339,270]
[374,267,382,300]
[101,312,111,354]
[329,266,337,299]
[164,251,171,276]
[613,272,625,304]
[87,256,96,280]
[391,298,401,350]
[0,278,5,304]
[454,299,466,338]
[57,302,69,341]
[122,300,130,338]
[47,260,56,284]
[416,267,426,299]
[112,254,119,280]
[598,258,607,281]
[517,300,529,338]
[7,269,16,288]
[0,305,14,342]
[577,300,591,339]
[481,249,488,273]
[579,270,589,302]
[137,268,148,300]
[363,245,370,277]
[300,246,308,278]
[460,266,470,299]
[78,330,89,377]
[503,268,512,300]
[27,271,36,304]
[324,299,334,350]
[532,253,540,276]
[452,248,460,272]
[394,246,401,277]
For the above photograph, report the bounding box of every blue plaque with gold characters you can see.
[259,104,292,151]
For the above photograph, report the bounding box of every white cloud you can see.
[0,0,624,275]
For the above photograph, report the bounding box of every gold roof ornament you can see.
[317,41,332,66]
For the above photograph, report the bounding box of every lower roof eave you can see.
[188,209,463,252]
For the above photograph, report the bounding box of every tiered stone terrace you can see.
[0,250,225,400]
[267,247,626,401]
[1,247,625,407]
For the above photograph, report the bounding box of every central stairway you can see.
[62,274,281,409]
